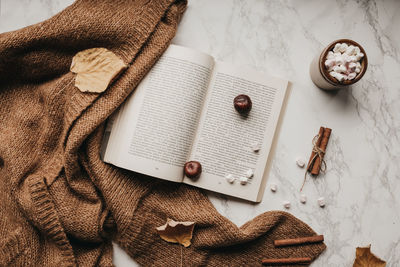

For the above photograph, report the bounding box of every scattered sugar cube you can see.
[296,157,306,168]
[270,183,277,192]
[245,169,254,179]
[239,176,248,185]
[300,194,307,204]
[225,174,235,183]
[283,201,291,209]
[318,197,326,207]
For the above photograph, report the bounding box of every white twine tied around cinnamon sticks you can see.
[300,127,332,191]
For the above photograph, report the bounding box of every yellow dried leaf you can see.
[353,245,386,267]
[156,218,195,247]
[70,47,126,93]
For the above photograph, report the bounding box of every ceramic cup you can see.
[310,39,368,90]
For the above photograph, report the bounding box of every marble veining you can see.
[1,0,399,266]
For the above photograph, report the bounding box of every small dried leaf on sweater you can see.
[353,245,386,267]
[156,218,195,247]
[70,47,126,93]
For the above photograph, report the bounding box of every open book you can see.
[101,44,289,202]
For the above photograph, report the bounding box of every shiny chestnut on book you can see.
[233,94,252,115]
[184,161,202,180]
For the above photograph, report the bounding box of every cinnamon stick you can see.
[306,127,324,172]
[273,235,324,247]
[262,257,312,265]
[311,128,331,175]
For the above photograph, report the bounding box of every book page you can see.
[103,45,214,182]
[183,62,288,201]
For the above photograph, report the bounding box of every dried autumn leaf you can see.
[70,47,126,93]
[353,245,386,267]
[156,218,195,247]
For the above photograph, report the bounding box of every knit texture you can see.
[0,0,326,266]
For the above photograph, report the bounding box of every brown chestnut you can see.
[184,161,202,180]
[233,94,252,115]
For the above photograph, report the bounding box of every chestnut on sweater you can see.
[0,0,325,266]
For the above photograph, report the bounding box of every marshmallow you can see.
[348,62,357,71]
[339,43,348,53]
[318,197,326,207]
[239,176,248,185]
[225,174,235,183]
[333,65,347,73]
[355,52,364,61]
[270,183,277,192]
[325,42,363,82]
[245,169,254,179]
[283,201,291,209]
[333,43,341,53]
[300,194,307,204]
[250,142,261,152]
[347,72,357,80]
[334,56,345,66]
[345,45,356,55]
[329,71,345,82]
[296,157,306,168]
[324,59,336,69]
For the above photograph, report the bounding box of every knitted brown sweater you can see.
[0,0,325,266]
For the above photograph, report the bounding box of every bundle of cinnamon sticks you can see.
[307,126,332,176]
[262,235,324,265]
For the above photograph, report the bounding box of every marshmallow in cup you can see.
[310,39,368,90]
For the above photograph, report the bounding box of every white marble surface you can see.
[2,0,399,266]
